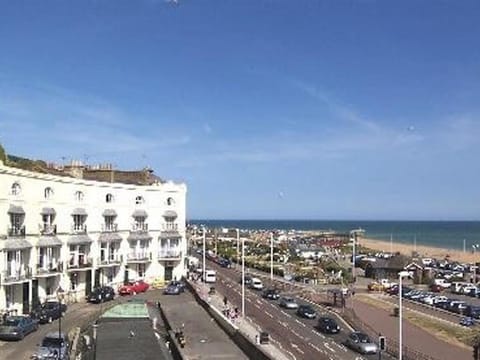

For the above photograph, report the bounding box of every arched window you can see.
[106,193,114,203]
[166,197,175,206]
[44,187,54,199]
[135,195,144,205]
[11,182,21,196]
[75,191,84,202]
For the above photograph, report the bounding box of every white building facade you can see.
[0,160,187,314]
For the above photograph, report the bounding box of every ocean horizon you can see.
[189,219,480,251]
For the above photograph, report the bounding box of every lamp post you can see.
[473,244,479,284]
[398,271,411,360]
[270,232,274,281]
[202,226,206,283]
[350,230,357,283]
[56,287,64,359]
[93,321,98,360]
[242,234,245,318]
[236,229,240,270]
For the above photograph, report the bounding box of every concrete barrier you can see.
[185,280,273,360]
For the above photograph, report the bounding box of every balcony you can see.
[71,224,87,234]
[163,223,178,232]
[158,248,182,260]
[127,251,151,263]
[102,223,118,232]
[8,226,26,237]
[1,267,32,284]
[97,254,122,266]
[131,223,148,233]
[36,261,62,277]
[67,256,93,270]
[40,223,57,236]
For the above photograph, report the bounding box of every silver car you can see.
[345,332,378,355]
[279,296,298,309]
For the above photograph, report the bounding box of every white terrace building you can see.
[0,160,187,314]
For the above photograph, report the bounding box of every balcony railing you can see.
[158,248,182,259]
[1,267,32,283]
[40,223,57,235]
[131,223,148,233]
[71,224,87,234]
[127,251,151,262]
[98,254,122,265]
[101,223,118,232]
[68,256,92,269]
[36,261,62,274]
[8,225,26,237]
[163,223,178,232]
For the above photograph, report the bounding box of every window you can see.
[70,273,78,291]
[135,195,144,205]
[166,197,174,206]
[44,187,54,199]
[74,191,84,202]
[138,263,146,278]
[105,193,114,203]
[11,182,21,196]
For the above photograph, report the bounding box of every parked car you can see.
[296,305,317,319]
[345,331,378,355]
[32,301,67,324]
[0,316,38,340]
[164,282,183,295]
[250,278,263,290]
[460,316,475,327]
[465,305,480,319]
[218,258,232,268]
[31,332,69,360]
[87,286,115,304]
[262,289,280,300]
[279,297,299,309]
[316,316,340,334]
[118,280,149,295]
[450,301,468,314]
[239,275,253,286]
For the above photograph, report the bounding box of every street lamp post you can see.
[350,231,357,283]
[236,229,240,270]
[241,234,245,318]
[473,244,479,284]
[202,226,206,283]
[56,287,64,359]
[398,271,411,360]
[270,232,274,281]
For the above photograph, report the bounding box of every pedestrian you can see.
[255,334,260,345]
[223,296,228,308]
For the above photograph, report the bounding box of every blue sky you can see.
[1,1,480,220]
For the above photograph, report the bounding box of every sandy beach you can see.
[361,237,478,264]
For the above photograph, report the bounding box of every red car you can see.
[118,280,149,295]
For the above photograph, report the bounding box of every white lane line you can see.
[333,342,348,352]
[281,310,292,318]
[270,303,277,309]
[264,311,274,318]
[324,342,336,353]
[308,342,322,353]
[312,329,326,339]
[294,319,306,327]
[291,343,305,355]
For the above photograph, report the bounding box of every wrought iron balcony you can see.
[163,223,178,232]
[40,223,57,235]
[1,267,32,284]
[68,256,92,269]
[157,248,182,260]
[131,223,148,233]
[126,251,152,262]
[8,225,26,237]
[102,223,118,232]
[98,254,122,265]
[36,261,62,275]
[71,224,87,234]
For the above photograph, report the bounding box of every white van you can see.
[250,278,263,290]
[451,281,469,294]
[204,270,216,283]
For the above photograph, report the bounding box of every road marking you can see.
[280,321,289,328]
[324,342,336,353]
[281,310,292,318]
[294,319,306,327]
[265,311,274,318]
[291,343,305,355]
[312,329,326,339]
[308,342,322,352]
[333,342,348,352]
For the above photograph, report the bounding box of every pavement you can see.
[155,287,249,360]
[191,280,291,360]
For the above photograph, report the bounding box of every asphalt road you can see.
[0,301,104,360]
[207,260,394,360]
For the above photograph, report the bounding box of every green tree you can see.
[0,144,6,163]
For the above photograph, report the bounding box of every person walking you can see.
[223,296,228,308]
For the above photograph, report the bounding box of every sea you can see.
[189,220,480,251]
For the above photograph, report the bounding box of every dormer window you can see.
[75,191,84,202]
[166,197,174,206]
[106,193,114,203]
[11,182,21,196]
[44,187,54,199]
[135,195,145,205]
